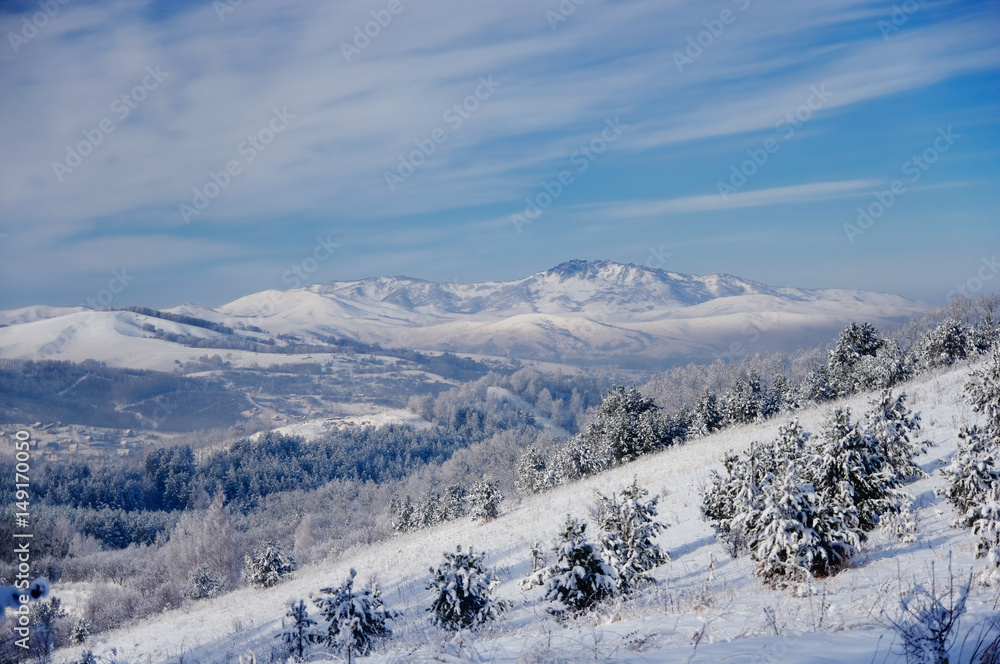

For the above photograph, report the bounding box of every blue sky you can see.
[0,0,998,309]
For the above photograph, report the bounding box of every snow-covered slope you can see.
[50,361,1000,664]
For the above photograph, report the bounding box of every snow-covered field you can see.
[50,361,999,664]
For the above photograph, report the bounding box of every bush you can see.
[427,545,508,631]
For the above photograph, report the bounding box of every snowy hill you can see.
[49,360,1000,664]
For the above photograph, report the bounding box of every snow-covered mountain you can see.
[0,260,927,367]
[186,260,926,363]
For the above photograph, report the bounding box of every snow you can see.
[47,359,1000,664]
[250,409,433,441]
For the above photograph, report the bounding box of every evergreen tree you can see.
[595,479,668,593]
[426,545,509,631]
[551,435,603,484]
[582,386,669,467]
[278,599,317,661]
[543,516,618,617]
[806,408,901,533]
[942,426,1000,519]
[314,568,395,657]
[243,540,295,589]
[827,322,890,396]
[515,446,555,494]
[184,564,225,599]
[723,375,763,426]
[750,470,860,587]
[390,495,417,534]
[864,391,926,482]
[691,388,723,438]
[438,484,468,521]
[70,619,92,646]
[966,343,1000,430]
[801,364,836,403]
[918,318,973,369]
[968,485,1000,582]
[469,475,503,523]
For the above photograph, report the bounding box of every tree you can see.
[515,446,555,494]
[243,540,295,588]
[185,564,225,600]
[827,322,891,396]
[438,484,468,521]
[30,595,68,656]
[691,388,723,438]
[807,408,902,533]
[942,425,1000,517]
[426,545,509,631]
[543,516,617,617]
[315,568,395,657]
[595,479,668,593]
[723,375,763,426]
[966,343,1000,429]
[582,386,669,467]
[469,475,503,523]
[749,470,860,587]
[390,495,417,534]
[918,318,973,369]
[278,599,317,661]
[864,391,927,482]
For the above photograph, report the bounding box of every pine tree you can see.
[750,470,860,587]
[723,375,762,426]
[515,446,555,494]
[426,545,509,631]
[551,435,603,484]
[314,568,395,657]
[543,516,617,617]
[966,343,1000,431]
[806,408,901,533]
[243,540,295,588]
[278,599,317,661]
[184,564,225,599]
[438,484,468,521]
[828,322,887,396]
[595,479,668,593]
[469,475,503,523]
[70,619,92,646]
[918,318,973,369]
[864,390,927,482]
[582,386,668,467]
[390,495,417,534]
[691,388,723,438]
[942,426,1000,519]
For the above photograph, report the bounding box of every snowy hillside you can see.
[49,360,1000,664]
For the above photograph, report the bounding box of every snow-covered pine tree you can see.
[543,516,618,617]
[515,446,555,494]
[722,375,762,426]
[806,407,901,533]
[749,470,860,587]
[942,425,1000,517]
[827,322,888,396]
[800,364,836,404]
[469,475,503,523]
[243,540,295,588]
[314,568,396,657]
[390,495,417,534]
[438,484,468,521]
[595,479,668,593]
[966,343,1000,432]
[184,564,225,599]
[864,390,927,482]
[550,434,603,484]
[70,619,92,646]
[917,318,973,369]
[582,385,667,467]
[691,388,723,438]
[278,599,317,661]
[426,545,509,631]
[415,489,442,528]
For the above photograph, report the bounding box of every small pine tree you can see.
[426,545,509,631]
[691,388,723,438]
[469,475,503,523]
[30,595,68,656]
[966,343,1000,431]
[918,318,973,369]
[70,619,92,646]
[942,425,1000,517]
[828,322,888,396]
[595,479,668,593]
[543,516,617,617]
[864,390,927,482]
[438,484,468,521]
[243,540,295,588]
[583,386,668,467]
[390,495,417,534]
[314,568,395,657]
[278,599,317,661]
[515,446,555,494]
[723,376,762,426]
[184,564,225,600]
[968,485,1000,576]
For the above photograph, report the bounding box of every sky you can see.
[0,0,998,310]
